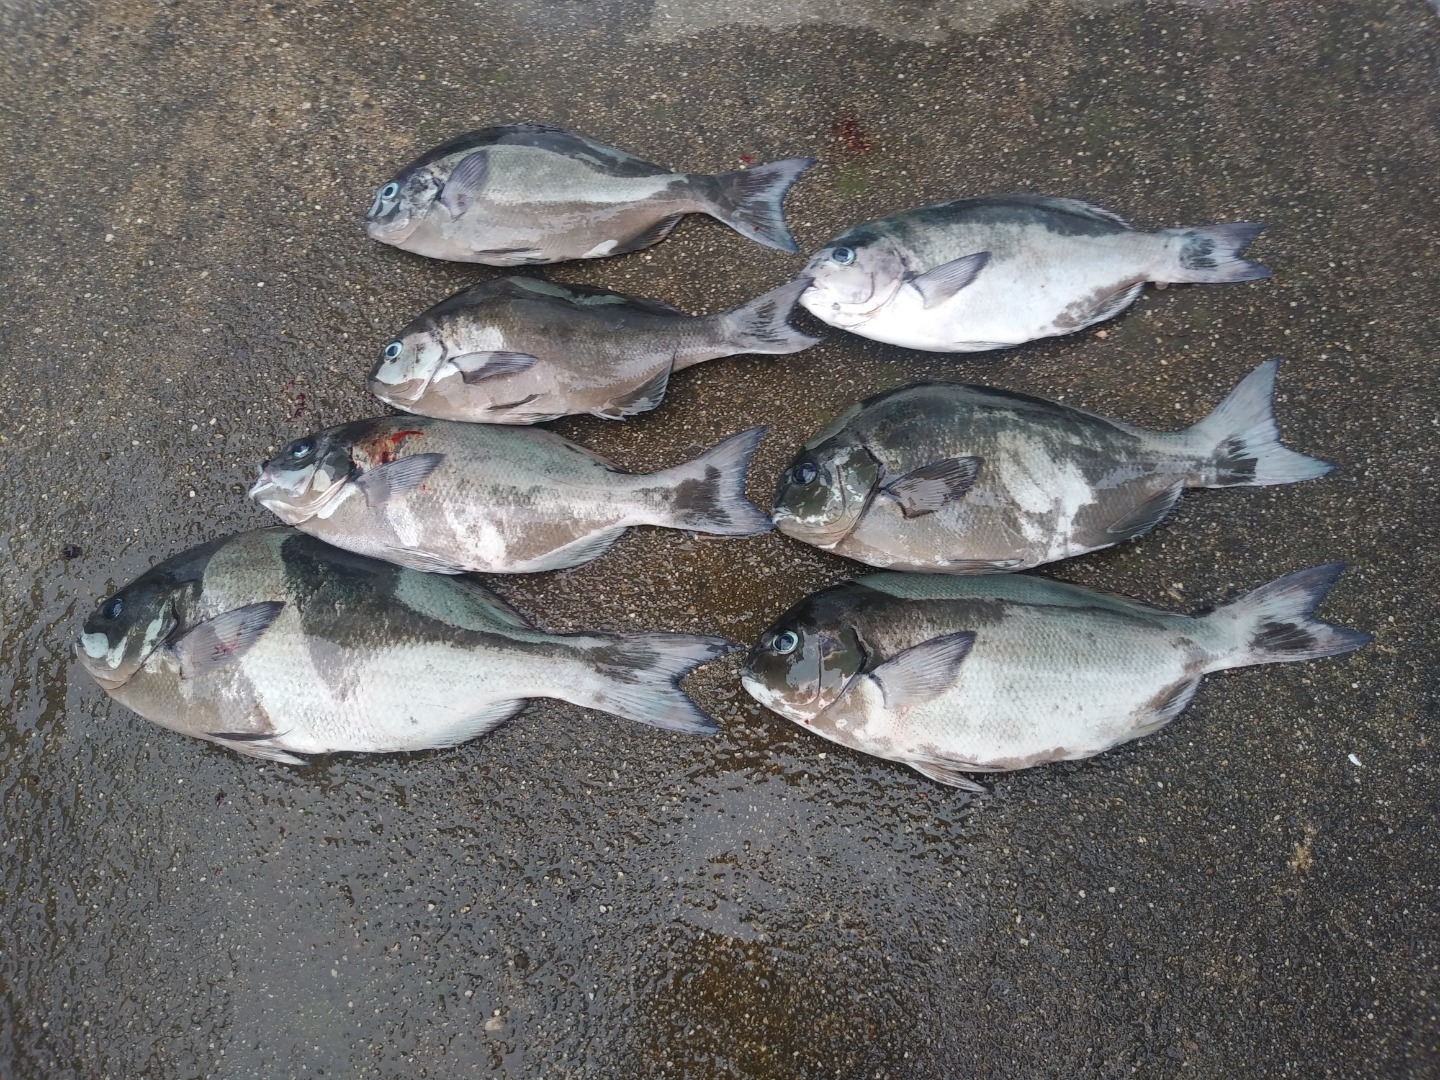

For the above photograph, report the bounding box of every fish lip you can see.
[72,641,132,691]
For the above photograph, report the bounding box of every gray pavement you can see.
[1,0,1437,1076]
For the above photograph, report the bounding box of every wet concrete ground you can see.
[2,0,1437,1076]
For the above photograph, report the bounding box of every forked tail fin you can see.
[718,277,821,355]
[1205,563,1372,670]
[700,157,816,252]
[648,427,773,537]
[573,633,736,734]
[1184,360,1333,487]
[1161,221,1270,283]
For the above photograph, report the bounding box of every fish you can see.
[369,275,818,424]
[798,194,1269,352]
[772,361,1330,573]
[741,565,1371,790]
[249,418,772,574]
[74,528,736,764]
[364,122,816,264]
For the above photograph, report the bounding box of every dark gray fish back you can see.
[403,123,675,178]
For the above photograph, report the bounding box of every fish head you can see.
[772,443,880,549]
[248,429,356,523]
[363,169,440,245]
[368,330,447,407]
[799,229,907,328]
[75,575,185,691]
[741,590,871,725]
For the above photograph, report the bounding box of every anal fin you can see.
[906,756,988,792]
[1105,479,1185,539]
[593,366,671,419]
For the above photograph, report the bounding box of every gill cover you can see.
[799,233,909,328]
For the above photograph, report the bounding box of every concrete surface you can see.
[1,0,1437,1076]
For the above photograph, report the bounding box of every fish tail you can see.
[1206,564,1372,670]
[652,427,773,536]
[699,157,816,253]
[718,277,822,355]
[574,633,736,734]
[1184,360,1333,487]
[1160,221,1270,283]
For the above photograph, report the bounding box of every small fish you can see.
[74,529,735,764]
[364,122,816,264]
[249,418,772,574]
[772,361,1330,573]
[741,566,1370,790]
[370,275,818,424]
[799,194,1268,351]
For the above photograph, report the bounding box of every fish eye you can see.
[831,246,856,266]
[383,341,403,361]
[772,630,799,655]
[102,596,124,620]
[288,439,314,461]
[379,182,399,200]
[791,461,818,485]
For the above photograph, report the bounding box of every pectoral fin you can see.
[440,150,488,216]
[908,252,990,308]
[449,350,539,383]
[882,457,982,518]
[357,453,444,508]
[171,601,284,678]
[866,631,976,711]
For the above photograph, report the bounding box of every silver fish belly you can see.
[771,362,1330,573]
[740,568,1370,789]
[799,194,1269,352]
[248,417,772,574]
[364,122,815,263]
[368,275,817,424]
[74,529,734,763]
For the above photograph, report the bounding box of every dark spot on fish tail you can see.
[1253,619,1318,654]
[1182,235,1218,269]
[672,466,726,522]
[590,642,654,684]
[1216,435,1259,483]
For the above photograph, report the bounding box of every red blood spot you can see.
[280,378,297,393]
[739,154,756,165]
[290,392,307,419]
[371,428,424,465]
[832,110,875,154]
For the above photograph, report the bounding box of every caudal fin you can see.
[719,277,822,355]
[578,633,736,734]
[1207,563,1372,670]
[652,427,773,536]
[1185,360,1333,487]
[1161,221,1270,283]
[701,158,816,252]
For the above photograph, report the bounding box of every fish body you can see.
[75,529,733,764]
[798,195,1269,352]
[249,417,772,574]
[364,122,815,263]
[370,275,817,424]
[741,567,1370,789]
[772,361,1330,573]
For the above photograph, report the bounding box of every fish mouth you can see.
[73,641,131,691]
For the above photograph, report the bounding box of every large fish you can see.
[798,194,1268,352]
[741,567,1370,790]
[364,122,816,264]
[369,275,818,424]
[249,418,771,574]
[772,361,1330,573]
[74,529,734,764]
